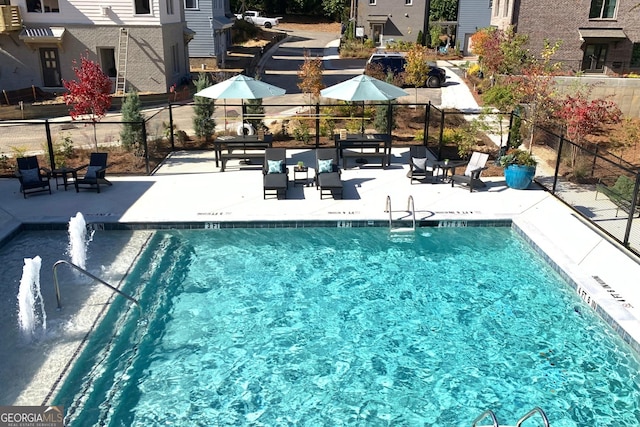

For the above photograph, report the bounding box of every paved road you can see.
[259,28,442,107]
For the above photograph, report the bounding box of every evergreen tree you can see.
[120,90,144,153]
[374,73,398,133]
[193,73,216,141]
[245,97,265,132]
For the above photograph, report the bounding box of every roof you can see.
[366,15,389,23]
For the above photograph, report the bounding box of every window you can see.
[631,43,640,67]
[171,44,180,74]
[27,0,59,13]
[369,0,376,5]
[185,0,198,9]
[98,48,117,78]
[135,0,151,14]
[589,0,617,19]
[405,0,412,5]
[166,0,174,14]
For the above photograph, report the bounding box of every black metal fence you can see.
[530,126,640,256]
[2,100,495,173]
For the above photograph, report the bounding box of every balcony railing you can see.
[0,5,22,33]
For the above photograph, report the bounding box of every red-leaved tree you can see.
[63,52,112,151]
[557,90,622,168]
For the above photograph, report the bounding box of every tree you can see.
[63,52,112,152]
[245,98,266,132]
[374,73,398,133]
[297,50,325,106]
[120,91,145,154]
[430,0,458,22]
[404,45,430,104]
[557,89,622,168]
[471,26,529,76]
[505,40,563,150]
[481,83,520,148]
[193,73,216,141]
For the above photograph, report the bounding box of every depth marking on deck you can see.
[593,275,633,308]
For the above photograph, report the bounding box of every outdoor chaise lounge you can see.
[315,148,343,199]
[73,152,112,193]
[263,148,288,199]
[16,156,52,198]
[450,151,489,192]
[407,145,437,184]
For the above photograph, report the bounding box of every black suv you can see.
[365,52,447,88]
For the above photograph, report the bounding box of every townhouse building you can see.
[0,0,192,94]
[491,0,640,74]
[352,0,490,56]
[184,0,234,70]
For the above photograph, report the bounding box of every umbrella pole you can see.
[224,99,228,136]
[361,101,365,134]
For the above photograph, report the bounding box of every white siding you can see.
[17,0,182,26]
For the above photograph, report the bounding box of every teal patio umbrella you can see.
[194,74,286,134]
[320,75,408,133]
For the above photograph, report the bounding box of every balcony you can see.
[0,6,22,33]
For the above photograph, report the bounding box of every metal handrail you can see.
[52,260,141,311]
[516,407,550,427]
[385,195,392,228]
[471,409,499,427]
[407,195,416,230]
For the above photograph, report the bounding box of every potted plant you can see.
[499,148,537,189]
[297,161,305,170]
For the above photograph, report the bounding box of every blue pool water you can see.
[55,227,640,426]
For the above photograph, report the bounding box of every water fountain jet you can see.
[17,256,46,340]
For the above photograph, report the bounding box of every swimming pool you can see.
[54,226,640,426]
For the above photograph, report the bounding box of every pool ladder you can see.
[472,407,550,427]
[385,195,416,234]
[52,260,141,311]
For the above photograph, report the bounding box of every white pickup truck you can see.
[235,10,281,28]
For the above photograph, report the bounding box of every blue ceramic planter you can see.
[504,165,536,189]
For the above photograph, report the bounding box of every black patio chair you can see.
[407,145,437,184]
[263,148,288,199]
[74,152,112,193]
[315,148,343,199]
[15,156,52,198]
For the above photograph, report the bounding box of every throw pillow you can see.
[412,157,428,171]
[85,166,102,179]
[267,160,283,174]
[20,168,40,184]
[318,159,333,174]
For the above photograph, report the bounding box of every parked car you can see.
[235,10,280,28]
[365,52,447,88]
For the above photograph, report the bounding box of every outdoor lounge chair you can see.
[15,156,52,198]
[315,148,343,199]
[73,152,112,193]
[407,145,437,184]
[450,151,489,192]
[263,148,288,199]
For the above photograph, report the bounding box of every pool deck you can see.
[1,149,639,338]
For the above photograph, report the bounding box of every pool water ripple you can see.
[59,227,640,426]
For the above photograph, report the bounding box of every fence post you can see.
[315,102,320,148]
[623,173,640,245]
[169,103,175,150]
[423,101,430,147]
[45,119,55,169]
[506,111,514,149]
[142,119,150,175]
[438,108,445,159]
[552,134,564,194]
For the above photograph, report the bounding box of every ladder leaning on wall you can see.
[115,28,129,95]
